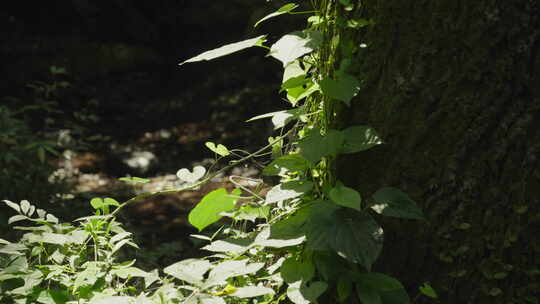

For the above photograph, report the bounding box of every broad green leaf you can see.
[164,259,212,285]
[202,237,253,254]
[90,197,104,210]
[111,267,149,279]
[341,126,382,153]
[206,260,264,287]
[329,185,361,210]
[223,204,270,222]
[287,281,328,304]
[118,176,150,183]
[353,273,405,291]
[177,165,206,183]
[283,60,305,83]
[305,205,383,269]
[371,187,425,220]
[230,286,275,298]
[286,81,320,105]
[299,128,344,163]
[180,35,266,65]
[281,75,311,91]
[254,3,299,27]
[89,296,134,304]
[188,188,240,231]
[263,153,310,176]
[356,282,382,304]
[205,142,230,156]
[265,181,313,204]
[419,283,438,298]
[270,31,323,66]
[280,258,315,283]
[320,74,360,105]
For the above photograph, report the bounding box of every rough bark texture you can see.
[337,0,540,302]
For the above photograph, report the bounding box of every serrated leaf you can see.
[341,126,383,153]
[180,36,266,65]
[320,74,360,105]
[371,187,425,220]
[287,281,328,304]
[164,259,212,285]
[299,128,344,163]
[280,258,315,283]
[118,176,150,183]
[205,142,230,157]
[263,153,310,176]
[270,31,323,67]
[177,165,206,183]
[329,185,361,210]
[188,188,241,231]
[265,181,313,204]
[255,3,299,27]
[231,286,275,298]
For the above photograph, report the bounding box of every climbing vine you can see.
[0,1,428,303]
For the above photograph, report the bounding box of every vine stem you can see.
[110,128,294,217]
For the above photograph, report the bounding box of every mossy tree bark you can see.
[337,0,539,302]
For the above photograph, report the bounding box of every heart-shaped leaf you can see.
[329,185,361,210]
[320,74,360,106]
[371,187,425,220]
[270,31,323,67]
[287,281,328,304]
[177,166,206,183]
[205,142,230,157]
[188,188,240,231]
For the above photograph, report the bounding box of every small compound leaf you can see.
[164,259,212,286]
[230,286,275,298]
[320,74,360,105]
[188,188,240,231]
[280,258,315,283]
[118,176,150,183]
[371,187,425,220]
[205,142,230,157]
[270,31,323,67]
[329,185,361,210]
[180,35,266,65]
[177,165,206,183]
[254,3,299,27]
[265,181,313,204]
[287,281,328,304]
[263,153,310,176]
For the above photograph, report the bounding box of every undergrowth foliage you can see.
[1,1,430,303]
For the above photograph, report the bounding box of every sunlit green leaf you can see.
[287,281,328,304]
[329,185,361,210]
[180,35,266,65]
[205,142,230,157]
[202,237,253,254]
[371,187,425,220]
[164,259,212,286]
[247,109,299,129]
[254,3,299,27]
[188,188,240,231]
[265,181,313,204]
[230,286,275,298]
[419,283,438,298]
[270,31,323,66]
[177,165,206,183]
[118,176,150,183]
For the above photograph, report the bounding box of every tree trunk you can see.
[337,0,540,302]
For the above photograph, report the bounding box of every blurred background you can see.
[1,0,306,267]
